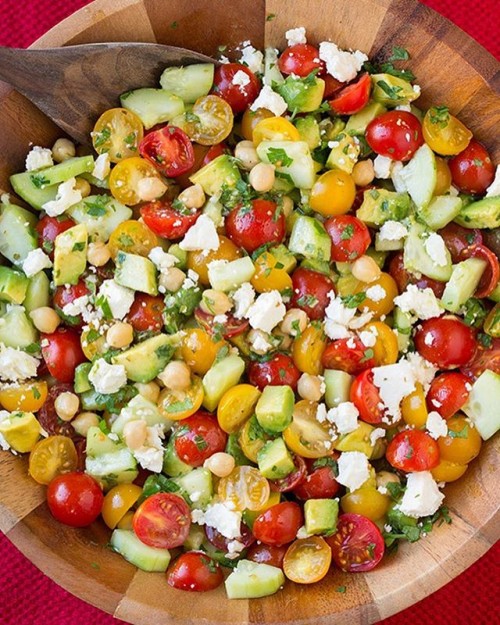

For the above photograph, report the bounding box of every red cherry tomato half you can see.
[205,522,255,551]
[386,429,440,472]
[326,513,385,572]
[350,369,386,425]
[461,337,500,381]
[324,214,371,262]
[167,552,224,592]
[322,74,344,99]
[247,353,301,391]
[322,337,375,375]
[47,472,103,527]
[133,492,191,549]
[328,73,372,115]
[448,139,495,195]
[293,462,340,500]
[246,542,287,569]
[252,502,304,546]
[225,199,285,254]
[173,412,227,467]
[212,63,260,114]
[37,383,79,438]
[438,222,483,263]
[278,44,323,77]
[127,293,165,332]
[290,267,335,320]
[426,372,470,419]
[269,455,307,492]
[41,328,86,383]
[388,251,445,298]
[139,126,195,177]
[414,316,477,369]
[36,214,76,260]
[460,244,500,298]
[194,307,249,339]
[202,142,229,166]
[366,111,424,162]
[140,200,199,240]
[53,279,91,327]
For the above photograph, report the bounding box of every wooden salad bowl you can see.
[0,0,498,623]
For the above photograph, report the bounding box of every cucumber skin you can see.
[225,560,285,599]
[160,64,214,103]
[462,370,500,440]
[441,258,487,313]
[111,529,171,572]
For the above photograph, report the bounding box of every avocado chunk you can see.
[304,498,339,535]
[255,385,294,433]
[403,221,452,282]
[225,560,285,599]
[53,223,88,286]
[462,370,500,440]
[189,154,241,197]
[257,437,295,479]
[74,362,92,394]
[0,202,38,266]
[345,101,387,134]
[441,258,487,313]
[120,88,185,129]
[166,243,188,269]
[371,73,420,107]
[0,266,29,304]
[256,140,316,189]
[112,334,175,383]
[454,195,500,229]
[160,64,215,103]
[110,529,171,572]
[288,215,331,261]
[0,411,41,453]
[270,244,297,273]
[356,188,411,226]
[202,354,245,412]
[294,115,321,149]
[334,421,381,458]
[300,258,331,276]
[163,437,192,476]
[23,271,50,312]
[114,251,158,295]
[275,74,325,113]
[85,426,138,488]
[68,195,132,243]
[0,305,38,349]
[325,133,360,173]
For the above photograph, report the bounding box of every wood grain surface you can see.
[0,0,498,623]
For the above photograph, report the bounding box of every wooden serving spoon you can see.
[0,42,217,145]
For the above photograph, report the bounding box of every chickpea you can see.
[52,137,76,163]
[352,159,375,187]
[72,412,100,437]
[297,373,324,402]
[273,328,293,351]
[87,241,111,267]
[158,360,191,391]
[159,267,185,293]
[281,195,294,218]
[280,308,308,337]
[74,177,91,198]
[106,322,134,349]
[204,452,235,478]
[249,162,275,192]
[29,307,61,334]
[234,140,259,170]
[136,176,168,202]
[123,419,148,450]
[200,289,232,316]
[178,184,205,209]
[135,381,161,404]
[54,392,80,422]
[351,254,382,283]
[376,471,401,491]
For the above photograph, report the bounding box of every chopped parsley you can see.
[429,105,450,128]
[266,147,293,167]
[376,80,403,100]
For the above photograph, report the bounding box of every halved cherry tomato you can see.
[101,483,142,529]
[253,502,303,546]
[225,199,285,253]
[386,430,440,472]
[194,308,249,339]
[167,552,224,592]
[292,325,327,375]
[218,465,270,512]
[388,251,445,298]
[448,139,495,195]
[438,414,482,465]
[36,214,76,260]
[139,126,194,177]
[47,472,103,527]
[341,488,390,521]
[283,400,335,458]
[247,543,287,568]
[241,108,274,142]
[460,244,499,298]
[107,219,158,259]
[53,279,90,327]
[434,157,453,195]
[127,293,165,332]
[217,384,261,434]
[283,536,332,583]
[322,337,375,375]
[158,376,204,421]
[140,200,199,239]
[247,354,301,391]
[41,328,86,384]
[422,107,472,156]
[37,383,78,438]
[133,492,191,549]
[252,115,300,145]
[366,111,424,161]
[183,95,234,146]
[109,156,164,205]
[212,63,260,114]
[324,214,371,262]
[438,223,483,263]
[293,460,340,500]
[460,336,500,380]
[269,455,307,493]
[0,381,48,413]
[426,372,470,419]
[350,369,386,425]
[322,74,344,99]
[187,235,241,285]
[278,44,323,77]
[173,411,227,467]
[414,316,477,369]
[483,229,500,259]
[290,267,335,320]
[92,107,144,162]
[354,272,399,318]
[181,328,225,376]
[326,513,384,572]
[328,73,372,115]
[363,321,399,366]
[29,435,78,485]
[310,169,356,217]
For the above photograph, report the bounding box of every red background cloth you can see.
[0,1,498,623]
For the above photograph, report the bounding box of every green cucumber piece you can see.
[256,140,316,189]
[419,195,462,230]
[263,47,284,87]
[489,282,500,303]
[110,529,171,572]
[255,385,294,433]
[462,370,500,440]
[189,155,241,197]
[374,232,404,252]
[114,251,158,295]
[304,498,339,535]
[53,223,88,286]
[160,64,215,103]
[112,334,175,383]
[257,437,294,479]
[403,221,452,282]
[0,306,37,349]
[398,144,436,209]
[111,394,170,436]
[294,115,321,150]
[288,215,331,262]
[225,560,284,599]
[207,257,255,292]
[393,306,412,352]
[68,195,132,243]
[0,203,38,266]
[172,467,213,509]
[85,426,138,488]
[23,271,50,312]
[121,88,184,129]
[202,355,245,412]
[0,266,29,304]
[454,195,500,229]
[324,369,353,409]
[441,258,487,313]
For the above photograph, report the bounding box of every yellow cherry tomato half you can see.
[92,107,144,163]
[187,235,241,285]
[401,382,428,429]
[80,328,107,361]
[0,381,48,412]
[218,465,270,512]
[362,321,399,366]
[431,459,468,483]
[292,324,327,375]
[251,251,293,293]
[186,95,234,146]
[101,483,143,529]
[109,156,163,205]
[283,536,332,584]
[341,487,390,521]
[239,416,269,463]
[438,414,482,465]
[434,156,452,195]
[158,375,204,421]
[180,328,225,376]
[355,272,398,318]
[217,384,261,434]
[422,107,472,156]
[252,116,300,146]
[28,435,78,485]
[107,220,158,259]
[310,169,356,217]
[241,107,274,142]
[283,400,336,459]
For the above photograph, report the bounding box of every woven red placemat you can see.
[0,1,498,623]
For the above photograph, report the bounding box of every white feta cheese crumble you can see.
[226,539,246,558]
[358,327,377,347]
[398,471,444,518]
[248,331,273,354]
[426,411,448,440]
[424,232,448,267]
[296,525,311,539]
[285,27,307,46]
[318,42,368,83]
[394,284,442,320]
[98,279,135,320]
[133,424,165,473]
[92,153,110,180]
[336,451,370,491]
[240,44,264,74]
[315,403,328,424]
[370,427,386,446]
[88,358,127,395]
[148,247,178,273]
[245,290,286,333]
[232,282,255,319]
[191,509,206,524]
[22,248,52,277]
[373,155,394,179]
[179,215,220,251]
[323,291,373,339]
[25,146,53,171]
[378,220,408,242]
[365,284,386,302]
[327,402,359,435]
[0,344,39,382]
[250,85,288,117]
[204,503,242,539]
[42,177,82,217]
[232,70,251,87]
[485,165,500,197]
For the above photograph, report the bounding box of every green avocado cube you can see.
[114,251,158,295]
[0,266,29,304]
[257,437,295,480]
[304,499,339,535]
[112,334,175,383]
[255,385,294,433]
[357,188,411,227]
[53,223,88,286]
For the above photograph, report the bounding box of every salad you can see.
[0,26,499,598]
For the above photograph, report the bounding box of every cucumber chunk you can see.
[441,258,487,313]
[0,305,38,349]
[256,141,316,189]
[207,257,255,292]
[120,88,185,129]
[68,195,132,243]
[202,355,245,412]
[85,427,138,488]
[111,394,171,436]
[419,195,462,230]
[403,221,452,282]
[160,64,215,103]
[324,369,353,408]
[110,529,171,572]
[23,271,50,312]
[163,437,193,476]
[462,370,500,440]
[113,334,175,383]
[225,560,285,599]
[288,215,331,262]
[0,202,38,266]
[172,467,213,509]
[398,144,436,209]
[263,47,285,87]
